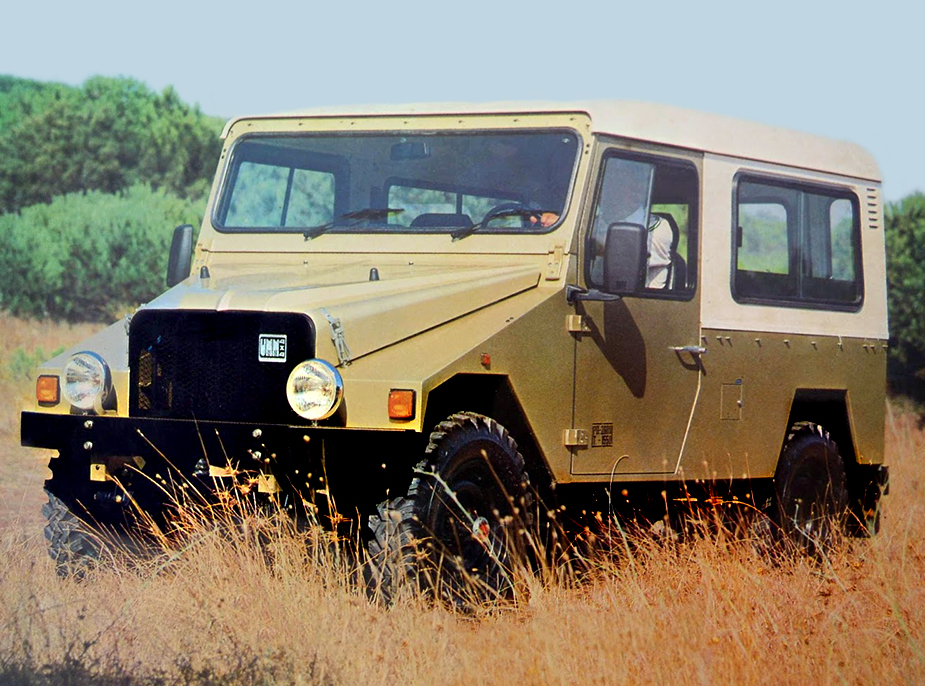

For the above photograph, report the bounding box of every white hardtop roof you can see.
[223,100,880,182]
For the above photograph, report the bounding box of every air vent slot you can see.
[866,187,881,230]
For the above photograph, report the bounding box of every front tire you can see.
[42,490,103,578]
[773,423,848,557]
[366,412,532,604]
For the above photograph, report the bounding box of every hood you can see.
[145,262,542,364]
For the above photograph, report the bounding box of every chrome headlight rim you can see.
[285,359,344,421]
[61,351,112,413]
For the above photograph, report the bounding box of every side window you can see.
[734,178,862,309]
[587,152,698,295]
[737,203,789,275]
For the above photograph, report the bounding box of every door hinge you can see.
[546,244,565,280]
[564,428,589,447]
[566,313,592,334]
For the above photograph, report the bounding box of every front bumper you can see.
[23,411,340,469]
[21,411,413,519]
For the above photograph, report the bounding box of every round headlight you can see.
[286,359,344,420]
[61,352,111,412]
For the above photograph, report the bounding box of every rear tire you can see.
[773,423,848,557]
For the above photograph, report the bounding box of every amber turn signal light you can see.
[388,389,415,420]
[36,375,60,406]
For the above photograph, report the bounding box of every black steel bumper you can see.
[23,411,343,471]
[21,411,415,516]
[22,410,410,457]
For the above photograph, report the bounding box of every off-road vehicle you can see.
[21,101,889,590]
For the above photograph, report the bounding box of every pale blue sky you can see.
[2,0,920,200]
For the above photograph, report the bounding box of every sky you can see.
[1,0,920,201]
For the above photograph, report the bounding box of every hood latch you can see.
[320,308,352,367]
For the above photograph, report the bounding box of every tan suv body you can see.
[21,102,888,578]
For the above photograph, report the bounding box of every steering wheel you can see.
[483,202,541,228]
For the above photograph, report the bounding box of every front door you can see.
[571,146,703,476]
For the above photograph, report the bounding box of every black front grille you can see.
[129,310,315,422]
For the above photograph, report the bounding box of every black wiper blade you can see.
[449,209,555,242]
[303,208,404,240]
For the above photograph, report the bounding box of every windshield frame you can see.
[211,127,583,237]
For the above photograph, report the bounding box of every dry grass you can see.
[1,315,923,685]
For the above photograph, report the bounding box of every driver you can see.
[588,159,674,289]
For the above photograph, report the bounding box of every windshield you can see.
[214,130,581,235]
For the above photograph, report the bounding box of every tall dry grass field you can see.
[0,315,923,685]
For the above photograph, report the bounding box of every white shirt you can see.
[646,216,673,289]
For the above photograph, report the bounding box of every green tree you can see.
[0,76,223,213]
[0,76,77,134]
[0,185,205,322]
[885,192,925,395]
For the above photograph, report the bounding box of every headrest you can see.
[409,213,473,228]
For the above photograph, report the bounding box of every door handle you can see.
[669,345,707,355]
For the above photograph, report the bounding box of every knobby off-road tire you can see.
[42,490,103,578]
[366,412,533,605]
[773,423,849,558]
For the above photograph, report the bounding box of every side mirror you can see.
[166,224,194,287]
[603,222,646,293]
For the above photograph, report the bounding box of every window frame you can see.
[584,148,700,301]
[213,129,582,235]
[731,172,864,312]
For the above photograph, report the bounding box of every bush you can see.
[0,185,204,322]
[5,346,65,381]
[885,192,925,396]
[0,76,223,214]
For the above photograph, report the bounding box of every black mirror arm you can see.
[566,285,622,304]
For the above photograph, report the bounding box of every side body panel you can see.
[560,146,886,485]
[680,330,886,481]
[421,286,579,483]
[340,283,577,477]
[680,154,887,480]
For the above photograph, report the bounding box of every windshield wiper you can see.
[303,208,404,241]
[449,209,556,242]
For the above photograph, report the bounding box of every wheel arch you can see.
[785,388,885,535]
[786,389,857,466]
[422,373,554,500]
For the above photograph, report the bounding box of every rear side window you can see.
[733,177,862,310]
